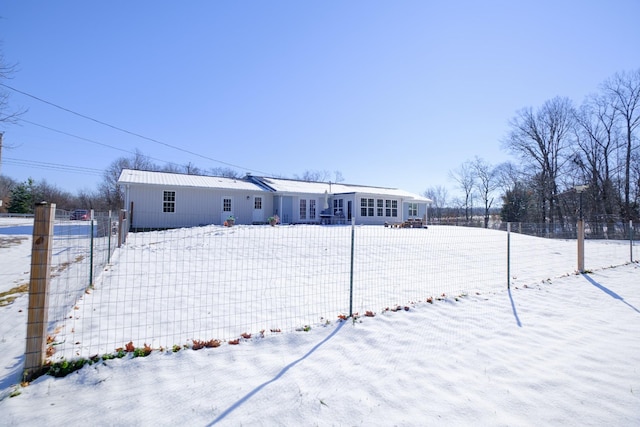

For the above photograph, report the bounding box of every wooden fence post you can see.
[24,202,56,381]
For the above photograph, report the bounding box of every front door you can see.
[221,196,233,224]
[252,195,264,223]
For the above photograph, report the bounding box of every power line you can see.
[1,82,272,175]
[3,156,105,176]
[18,118,186,169]
[20,119,134,155]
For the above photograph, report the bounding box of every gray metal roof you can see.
[117,169,432,202]
[118,169,266,191]
[255,177,432,202]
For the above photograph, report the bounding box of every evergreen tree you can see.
[7,178,35,214]
[500,184,530,223]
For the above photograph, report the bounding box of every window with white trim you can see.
[408,202,418,217]
[377,199,384,216]
[361,198,374,216]
[254,197,262,210]
[385,199,398,217]
[300,199,307,220]
[223,198,232,212]
[163,191,175,213]
[309,200,316,219]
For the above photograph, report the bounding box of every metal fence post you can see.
[24,202,55,381]
[349,217,355,317]
[107,210,112,264]
[630,220,634,263]
[89,215,95,287]
[507,222,511,289]
[577,219,585,273]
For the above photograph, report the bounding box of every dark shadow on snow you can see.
[208,320,346,425]
[508,288,522,327]
[0,354,25,400]
[582,273,639,314]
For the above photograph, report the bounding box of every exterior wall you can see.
[328,194,355,224]
[273,196,294,224]
[125,184,272,229]
[403,201,428,221]
[123,182,428,229]
[353,194,405,225]
[291,195,324,224]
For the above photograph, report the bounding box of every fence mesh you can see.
[46,210,120,340]
[28,214,637,362]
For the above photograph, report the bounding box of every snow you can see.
[1,217,639,426]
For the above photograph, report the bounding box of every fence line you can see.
[23,207,638,376]
[23,205,125,379]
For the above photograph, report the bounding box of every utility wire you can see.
[19,118,187,169]
[20,119,134,155]
[1,82,272,175]
[4,157,105,176]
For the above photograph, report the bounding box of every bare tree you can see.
[183,162,201,175]
[423,185,448,223]
[494,161,524,194]
[296,170,332,182]
[99,149,154,209]
[34,179,75,209]
[160,163,182,174]
[503,97,575,224]
[207,167,242,178]
[631,149,640,211]
[1,45,26,173]
[449,160,475,222]
[75,188,101,211]
[0,174,16,212]
[0,47,26,125]
[472,156,498,228]
[602,69,640,221]
[573,93,621,225]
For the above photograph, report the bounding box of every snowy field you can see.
[0,217,639,425]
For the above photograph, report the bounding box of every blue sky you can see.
[1,1,639,198]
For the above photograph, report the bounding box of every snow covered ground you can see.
[1,218,639,425]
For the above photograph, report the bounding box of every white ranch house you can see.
[118,169,432,229]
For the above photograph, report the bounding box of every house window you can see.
[254,197,262,210]
[163,191,175,213]
[361,198,374,216]
[408,203,418,217]
[309,200,316,219]
[223,198,232,212]
[377,199,384,216]
[385,200,398,217]
[300,199,307,220]
[333,199,343,216]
